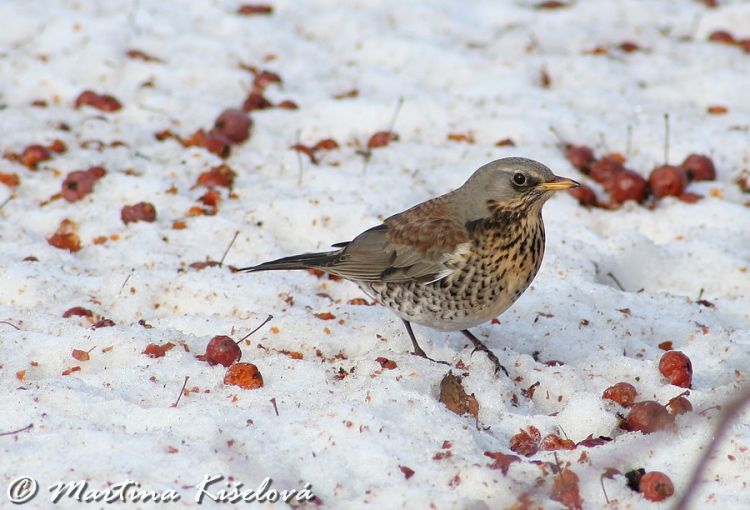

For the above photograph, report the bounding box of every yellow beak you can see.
[537,177,580,191]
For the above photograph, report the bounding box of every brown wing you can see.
[324,196,471,283]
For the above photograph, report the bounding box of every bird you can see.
[240,158,578,375]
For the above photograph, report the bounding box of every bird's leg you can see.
[461,329,509,377]
[402,320,449,365]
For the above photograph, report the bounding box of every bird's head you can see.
[460,157,579,213]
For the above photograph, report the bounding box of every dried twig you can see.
[237,314,274,344]
[170,376,190,408]
[607,272,625,291]
[219,230,240,267]
[0,320,20,330]
[0,423,33,437]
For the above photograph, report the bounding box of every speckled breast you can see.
[364,213,546,331]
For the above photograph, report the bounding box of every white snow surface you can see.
[1,0,750,509]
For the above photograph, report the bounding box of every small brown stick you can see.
[607,272,626,291]
[110,269,135,309]
[219,230,240,267]
[270,397,279,416]
[0,321,20,330]
[0,194,13,211]
[0,423,33,437]
[673,387,750,510]
[236,314,273,344]
[170,376,190,408]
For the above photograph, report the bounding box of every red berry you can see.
[638,471,674,502]
[568,185,598,207]
[214,108,252,144]
[205,335,242,367]
[681,154,716,181]
[565,145,595,172]
[610,169,648,203]
[649,165,687,199]
[589,157,624,189]
[602,382,638,407]
[659,351,692,388]
[20,145,52,170]
[625,401,674,434]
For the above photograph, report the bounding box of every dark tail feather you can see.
[238,251,340,273]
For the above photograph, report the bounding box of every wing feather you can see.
[320,196,473,284]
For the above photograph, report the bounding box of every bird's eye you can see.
[513,173,527,185]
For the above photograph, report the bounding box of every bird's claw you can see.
[410,349,450,366]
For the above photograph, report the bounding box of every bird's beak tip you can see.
[538,177,580,191]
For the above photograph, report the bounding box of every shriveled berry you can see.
[276,99,298,110]
[224,362,264,389]
[62,170,99,202]
[242,91,273,111]
[368,131,398,149]
[602,382,638,407]
[678,192,703,203]
[625,401,674,434]
[74,90,122,112]
[20,145,51,170]
[205,335,242,367]
[565,145,595,172]
[708,30,735,44]
[237,4,273,15]
[649,165,687,198]
[638,471,674,502]
[667,395,693,415]
[509,426,541,457]
[681,154,716,181]
[214,108,252,144]
[121,202,157,224]
[253,70,282,90]
[195,164,237,189]
[203,130,232,158]
[659,351,692,388]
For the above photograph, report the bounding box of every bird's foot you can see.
[410,347,450,366]
[463,330,509,377]
[472,347,509,377]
